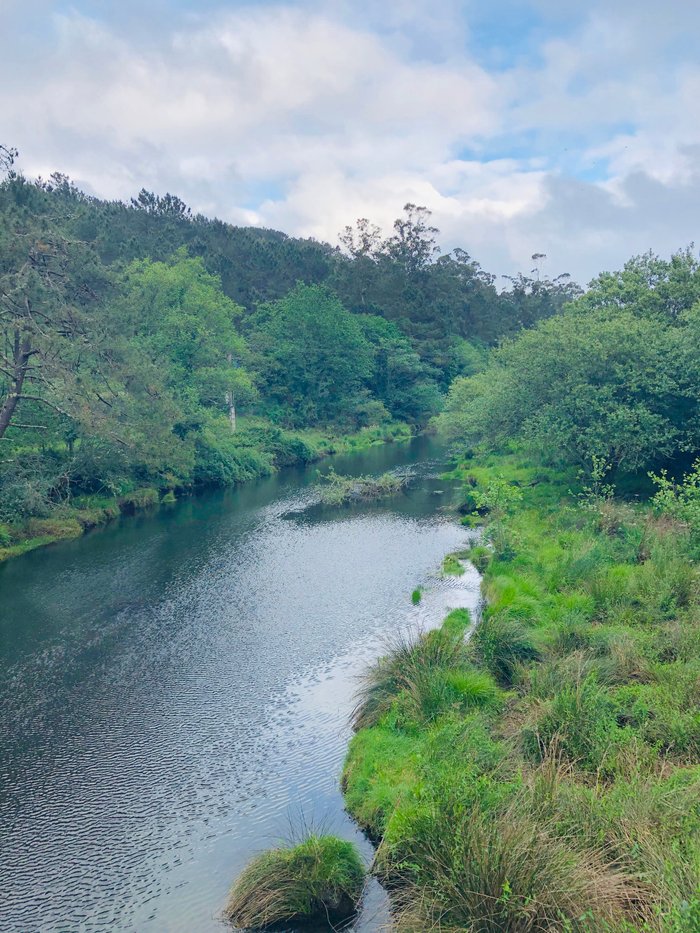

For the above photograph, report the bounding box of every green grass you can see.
[411,587,422,605]
[342,450,700,931]
[441,552,465,576]
[351,624,478,732]
[224,834,365,929]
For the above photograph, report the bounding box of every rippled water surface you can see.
[0,437,479,933]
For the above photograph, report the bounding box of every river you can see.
[0,436,480,933]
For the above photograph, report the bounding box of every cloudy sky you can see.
[2,0,699,284]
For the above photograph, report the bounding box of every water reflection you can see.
[0,437,479,933]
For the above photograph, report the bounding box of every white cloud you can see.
[1,1,699,285]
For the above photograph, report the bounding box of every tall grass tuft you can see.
[225,834,365,930]
[471,611,539,685]
[352,628,469,731]
[390,797,649,932]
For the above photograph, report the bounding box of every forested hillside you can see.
[0,148,576,555]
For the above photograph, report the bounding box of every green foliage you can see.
[247,283,374,428]
[438,251,700,478]
[225,834,365,929]
[345,452,700,931]
[467,544,492,572]
[651,459,700,554]
[411,587,422,605]
[118,488,159,512]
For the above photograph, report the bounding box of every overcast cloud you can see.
[2,0,699,284]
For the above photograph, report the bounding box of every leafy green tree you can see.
[439,307,687,473]
[117,252,256,432]
[356,314,442,424]
[247,284,373,427]
[0,174,109,441]
[576,247,700,320]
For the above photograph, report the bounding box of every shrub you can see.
[225,834,365,929]
[118,487,159,513]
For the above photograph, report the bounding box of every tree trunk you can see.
[226,352,236,433]
[0,330,31,439]
[226,388,236,433]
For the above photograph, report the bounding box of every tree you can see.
[576,248,700,320]
[247,284,374,427]
[0,175,108,441]
[130,189,192,219]
[356,314,442,424]
[384,203,440,275]
[116,252,256,432]
[438,306,688,473]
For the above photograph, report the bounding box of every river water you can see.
[0,436,480,933]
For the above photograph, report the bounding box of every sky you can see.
[2,0,699,285]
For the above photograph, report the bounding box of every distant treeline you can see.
[0,148,578,528]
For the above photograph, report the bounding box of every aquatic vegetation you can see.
[411,587,422,604]
[225,834,365,930]
[441,552,465,576]
[466,543,491,572]
[118,487,160,513]
[317,467,409,505]
[351,624,470,731]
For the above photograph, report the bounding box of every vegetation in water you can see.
[411,587,422,605]
[441,553,465,576]
[317,467,409,505]
[224,834,365,930]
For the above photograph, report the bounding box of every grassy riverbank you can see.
[0,419,411,564]
[342,452,700,931]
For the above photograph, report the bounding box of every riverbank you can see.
[342,451,700,931]
[0,419,412,564]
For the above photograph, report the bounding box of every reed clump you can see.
[225,834,365,930]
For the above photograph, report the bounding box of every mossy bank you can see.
[342,452,700,932]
